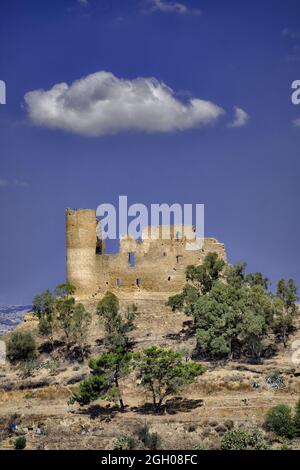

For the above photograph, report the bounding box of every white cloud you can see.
[0,179,28,188]
[24,71,224,137]
[146,0,201,15]
[0,179,8,187]
[282,28,300,39]
[293,118,300,127]
[77,0,89,6]
[228,106,249,128]
[14,179,28,187]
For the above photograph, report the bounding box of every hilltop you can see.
[0,293,300,450]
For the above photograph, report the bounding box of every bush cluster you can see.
[265,400,300,438]
[7,331,36,362]
[14,436,26,450]
[221,428,269,450]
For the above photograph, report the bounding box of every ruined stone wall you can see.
[66,208,227,298]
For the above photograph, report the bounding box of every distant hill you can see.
[0,305,32,334]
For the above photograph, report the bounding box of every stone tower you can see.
[66,209,99,295]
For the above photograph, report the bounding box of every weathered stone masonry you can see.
[66,208,226,298]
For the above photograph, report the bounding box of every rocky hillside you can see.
[0,296,300,450]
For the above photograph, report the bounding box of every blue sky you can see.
[0,0,300,304]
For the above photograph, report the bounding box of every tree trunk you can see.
[155,395,167,414]
[65,331,70,351]
[50,326,54,356]
[152,389,158,413]
[119,396,125,412]
[283,329,287,348]
[228,339,233,360]
[115,374,125,412]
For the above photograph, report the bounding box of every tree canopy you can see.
[134,346,206,412]
[168,253,298,361]
[32,283,91,357]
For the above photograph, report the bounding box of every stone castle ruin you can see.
[66,208,226,298]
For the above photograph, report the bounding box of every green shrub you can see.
[293,399,300,436]
[137,424,161,450]
[265,404,294,438]
[113,434,136,450]
[221,429,249,450]
[247,428,269,450]
[14,436,26,450]
[278,438,292,450]
[7,331,36,362]
[221,428,268,450]
[167,293,184,312]
[17,359,39,378]
[194,443,207,450]
[43,360,61,374]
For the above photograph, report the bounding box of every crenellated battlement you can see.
[66,208,226,298]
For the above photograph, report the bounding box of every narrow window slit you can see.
[129,252,135,267]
